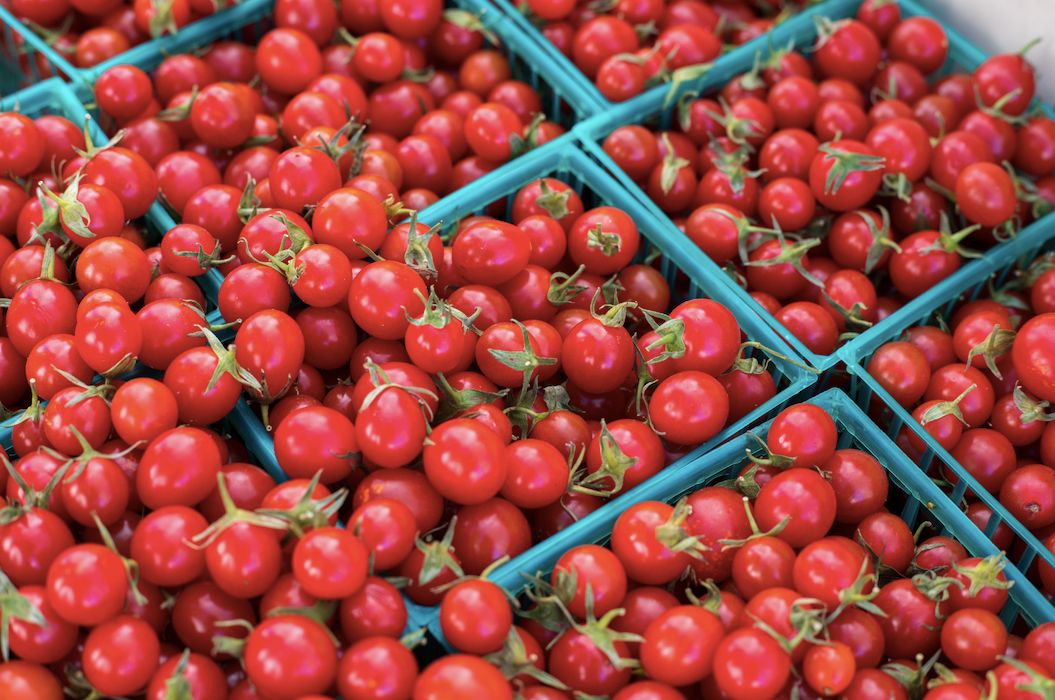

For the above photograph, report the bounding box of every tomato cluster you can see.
[517,0,808,102]
[73,3,564,225]
[423,402,1055,700]
[601,2,1054,357]
[866,249,1055,590]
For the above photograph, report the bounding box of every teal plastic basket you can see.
[573,0,1055,378]
[459,0,835,119]
[413,388,1055,653]
[840,228,1055,577]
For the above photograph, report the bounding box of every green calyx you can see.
[822,290,873,333]
[405,287,455,330]
[73,114,126,163]
[709,137,764,196]
[147,0,182,37]
[397,210,440,280]
[173,239,236,275]
[965,326,1016,379]
[90,512,149,608]
[827,555,886,623]
[40,175,93,242]
[919,218,983,260]
[210,619,255,661]
[432,371,507,423]
[663,60,714,110]
[857,206,901,275]
[917,383,975,427]
[561,584,643,671]
[585,223,623,258]
[627,340,657,430]
[744,233,826,289]
[189,473,290,549]
[654,497,710,562]
[1014,383,1055,425]
[704,96,765,147]
[0,454,69,525]
[547,264,588,307]
[441,9,499,46]
[882,650,943,700]
[24,190,66,248]
[816,144,886,197]
[743,430,798,470]
[658,134,692,195]
[237,175,260,224]
[488,320,558,380]
[411,517,464,589]
[156,86,199,124]
[951,553,1013,600]
[588,291,638,328]
[162,649,195,700]
[641,309,687,367]
[534,179,574,221]
[510,113,547,160]
[195,324,264,398]
[0,571,47,662]
[718,495,789,550]
[572,420,637,497]
[50,426,140,484]
[485,628,570,690]
[256,470,348,538]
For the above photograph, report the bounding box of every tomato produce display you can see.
[3,0,1055,697]
[597,3,1055,363]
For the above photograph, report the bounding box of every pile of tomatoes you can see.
[411,402,1055,700]
[62,0,566,224]
[516,0,808,102]
[600,1,1055,357]
[866,248,1055,590]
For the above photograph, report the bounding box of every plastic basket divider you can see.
[416,388,1054,652]
[572,0,1055,374]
